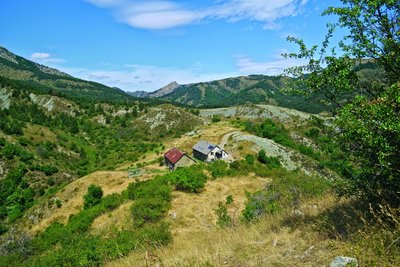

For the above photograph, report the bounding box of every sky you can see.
[0,0,345,92]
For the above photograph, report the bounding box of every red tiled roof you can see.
[164,147,184,165]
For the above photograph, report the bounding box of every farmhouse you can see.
[192,140,229,162]
[164,147,195,170]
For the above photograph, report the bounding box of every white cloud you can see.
[62,64,237,91]
[85,0,309,30]
[31,52,52,60]
[30,52,65,64]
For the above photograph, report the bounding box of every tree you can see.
[284,0,400,206]
[83,184,103,209]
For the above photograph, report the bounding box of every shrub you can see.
[215,195,234,228]
[55,199,62,208]
[209,160,228,178]
[257,150,281,168]
[245,154,255,165]
[83,184,103,209]
[257,149,268,164]
[131,197,169,227]
[211,114,221,123]
[47,178,55,186]
[242,191,281,222]
[169,167,207,193]
[242,170,331,222]
[127,178,171,202]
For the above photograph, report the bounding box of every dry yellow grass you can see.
[106,175,269,267]
[24,124,57,142]
[107,194,345,267]
[29,171,131,234]
[91,201,134,234]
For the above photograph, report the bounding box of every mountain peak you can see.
[150,81,181,98]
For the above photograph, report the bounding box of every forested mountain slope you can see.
[0,47,134,103]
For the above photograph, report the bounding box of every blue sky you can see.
[0,0,344,92]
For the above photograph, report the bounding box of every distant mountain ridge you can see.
[129,75,327,113]
[129,60,381,113]
[128,81,182,98]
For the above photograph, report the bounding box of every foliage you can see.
[243,119,320,161]
[208,160,228,178]
[127,178,171,202]
[335,84,400,205]
[128,174,172,227]
[83,184,103,209]
[284,0,400,206]
[167,165,207,193]
[4,222,171,266]
[257,149,281,168]
[245,154,255,165]
[323,0,400,84]
[131,198,169,227]
[211,114,221,123]
[242,168,331,222]
[215,195,234,228]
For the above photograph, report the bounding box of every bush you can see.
[242,191,281,222]
[168,167,207,193]
[242,170,331,222]
[47,178,55,186]
[127,178,171,202]
[215,195,234,228]
[211,114,221,123]
[245,154,255,165]
[131,197,169,227]
[257,150,281,168]
[83,184,103,209]
[209,160,228,178]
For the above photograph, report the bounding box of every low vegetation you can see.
[0,0,399,265]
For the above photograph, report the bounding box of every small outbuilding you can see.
[164,147,196,170]
[192,140,229,163]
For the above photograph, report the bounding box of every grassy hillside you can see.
[150,62,381,114]
[0,48,398,267]
[158,75,327,113]
[0,48,204,236]
[1,118,398,266]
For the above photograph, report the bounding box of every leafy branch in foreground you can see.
[284,0,400,207]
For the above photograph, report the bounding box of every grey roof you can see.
[192,140,218,155]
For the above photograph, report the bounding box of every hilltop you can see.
[128,62,381,115]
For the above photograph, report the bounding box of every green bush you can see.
[257,150,281,168]
[215,195,234,228]
[245,154,255,165]
[209,160,228,178]
[83,184,103,209]
[242,191,281,222]
[211,114,221,123]
[168,167,207,193]
[127,178,171,202]
[131,197,169,227]
[68,193,124,233]
[242,169,331,222]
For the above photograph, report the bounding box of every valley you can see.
[0,37,399,267]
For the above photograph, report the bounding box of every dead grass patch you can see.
[29,171,132,234]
